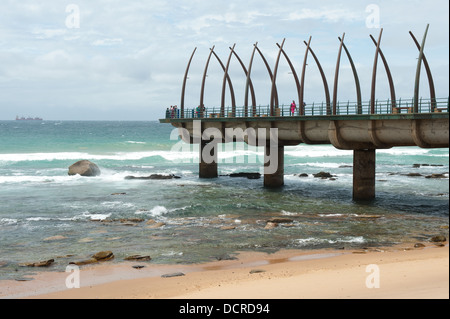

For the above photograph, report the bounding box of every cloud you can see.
[0,0,447,120]
[285,7,363,23]
[92,38,123,46]
[32,28,67,39]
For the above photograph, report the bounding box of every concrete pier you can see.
[264,143,284,188]
[164,112,449,198]
[352,149,376,200]
[199,139,218,178]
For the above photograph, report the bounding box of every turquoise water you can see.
[0,120,448,280]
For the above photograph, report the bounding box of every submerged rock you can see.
[43,235,67,241]
[125,174,180,180]
[430,235,447,242]
[267,218,294,223]
[220,225,236,230]
[425,173,447,179]
[68,160,101,177]
[146,222,166,229]
[403,173,423,177]
[264,222,278,229]
[229,172,261,179]
[215,254,238,261]
[119,218,144,223]
[313,171,334,178]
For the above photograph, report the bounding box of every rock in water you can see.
[68,160,101,177]
[430,235,447,242]
[124,255,151,261]
[229,172,261,179]
[313,171,333,178]
[124,174,180,180]
[92,251,114,261]
[20,259,55,268]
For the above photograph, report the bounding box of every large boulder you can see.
[68,160,101,177]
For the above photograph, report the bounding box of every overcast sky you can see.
[0,0,448,120]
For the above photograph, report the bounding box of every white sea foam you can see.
[318,213,358,217]
[149,205,169,216]
[0,174,83,184]
[74,211,111,221]
[0,151,196,163]
[292,162,351,168]
[281,210,301,216]
[0,218,18,225]
[294,236,365,246]
[285,146,353,158]
[161,251,183,257]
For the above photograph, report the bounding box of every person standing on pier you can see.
[290,100,297,116]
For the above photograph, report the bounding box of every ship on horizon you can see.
[16,115,43,121]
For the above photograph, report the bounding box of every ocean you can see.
[0,120,448,280]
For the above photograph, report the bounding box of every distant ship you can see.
[16,115,43,121]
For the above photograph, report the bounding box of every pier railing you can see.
[166,97,449,119]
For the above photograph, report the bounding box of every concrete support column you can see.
[264,142,284,187]
[199,140,218,178]
[353,149,376,200]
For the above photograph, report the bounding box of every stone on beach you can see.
[69,258,98,266]
[215,254,238,261]
[20,259,55,268]
[68,160,101,177]
[69,251,114,266]
[161,272,185,278]
[124,255,152,261]
[249,269,266,274]
[92,251,114,261]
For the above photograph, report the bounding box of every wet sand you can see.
[1,244,448,299]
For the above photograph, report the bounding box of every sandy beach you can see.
[1,243,447,300]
